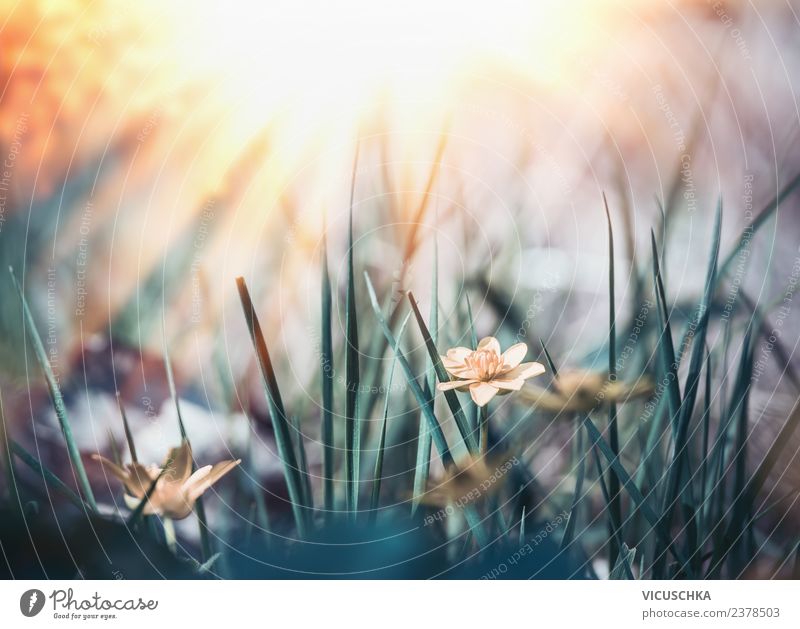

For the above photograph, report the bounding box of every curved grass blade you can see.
[465,292,479,432]
[116,392,138,463]
[412,237,438,512]
[9,267,97,511]
[541,339,589,554]
[345,140,361,516]
[604,194,623,567]
[370,312,412,522]
[650,232,681,425]
[163,342,211,559]
[583,415,690,573]
[610,543,637,580]
[364,272,489,547]
[1,389,20,508]
[407,292,478,454]
[236,277,308,537]
[718,170,800,277]
[559,423,586,553]
[291,415,313,510]
[320,212,335,518]
[366,275,453,465]
[657,200,721,575]
[10,439,86,511]
[127,466,168,528]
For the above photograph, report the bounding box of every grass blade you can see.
[604,193,623,567]
[364,272,489,547]
[407,292,479,454]
[236,276,308,537]
[412,239,438,512]
[320,212,335,518]
[370,312,412,522]
[291,415,313,510]
[9,267,97,511]
[10,439,86,511]
[559,423,587,553]
[464,292,479,433]
[609,544,637,580]
[127,467,168,528]
[1,387,20,508]
[163,341,212,559]
[583,415,690,574]
[657,200,721,575]
[649,233,681,425]
[345,140,361,516]
[116,392,138,463]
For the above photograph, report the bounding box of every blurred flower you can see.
[92,441,240,519]
[437,337,545,406]
[420,455,516,508]
[519,369,653,413]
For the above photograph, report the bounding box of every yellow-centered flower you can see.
[92,441,240,520]
[437,337,545,407]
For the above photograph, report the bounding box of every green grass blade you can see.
[412,237,439,512]
[543,337,591,555]
[465,292,478,350]
[1,388,20,508]
[236,276,308,537]
[560,422,587,553]
[345,140,361,516]
[320,213,335,518]
[718,170,800,278]
[657,200,721,573]
[365,274,453,465]
[116,392,138,463]
[412,383,435,512]
[464,292,479,432]
[291,415,313,510]
[698,348,712,537]
[9,267,97,511]
[364,272,489,547]
[610,543,637,580]
[604,193,623,567]
[127,467,168,528]
[163,341,212,559]
[583,415,690,573]
[407,292,479,454]
[649,232,681,425]
[11,439,86,511]
[369,311,412,522]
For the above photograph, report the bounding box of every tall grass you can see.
[4,160,800,579]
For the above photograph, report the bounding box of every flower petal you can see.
[187,460,242,501]
[437,379,476,392]
[490,377,525,391]
[477,337,501,355]
[442,363,478,379]
[503,361,546,381]
[124,462,159,498]
[163,440,193,484]
[469,381,500,407]
[92,454,130,485]
[181,465,213,491]
[500,343,528,371]
[445,347,473,362]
